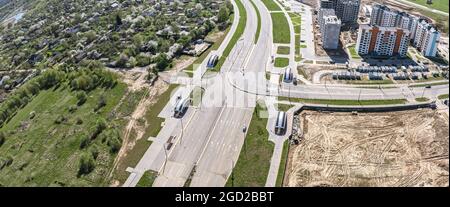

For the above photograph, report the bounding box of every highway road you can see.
[189,0,274,187]
[153,0,269,187]
[124,0,449,187]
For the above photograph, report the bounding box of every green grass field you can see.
[250,0,262,44]
[214,0,247,72]
[0,82,130,186]
[346,79,394,85]
[261,0,281,11]
[277,46,290,55]
[274,57,289,67]
[276,140,289,187]
[415,97,430,102]
[348,45,361,59]
[136,170,157,187]
[288,12,302,62]
[278,96,408,105]
[271,13,291,44]
[406,0,449,13]
[438,94,449,99]
[112,84,179,184]
[226,101,273,187]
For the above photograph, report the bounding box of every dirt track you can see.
[285,109,449,187]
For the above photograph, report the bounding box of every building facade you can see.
[369,4,440,57]
[321,14,342,49]
[319,0,360,24]
[356,24,410,57]
[414,19,440,57]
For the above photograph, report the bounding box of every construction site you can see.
[284,109,449,187]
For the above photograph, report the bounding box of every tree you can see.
[155,53,170,71]
[218,6,230,23]
[115,53,129,68]
[108,136,122,153]
[95,96,107,112]
[76,91,87,106]
[84,31,97,44]
[226,0,233,11]
[78,153,95,176]
[79,136,90,149]
[0,132,5,147]
[115,14,122,28]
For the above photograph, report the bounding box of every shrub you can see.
[76,91,87,106]
[94,95,107,111]
[90,145,99,160]
[68,105,77,113]
[90,118,107,140]
[107,136,122,153]
[76,117,83,125]
[78,153,95,176]
[29,111,36,119]
[0,132,5,147]
[79,136,90,149]
[54,115,66,124]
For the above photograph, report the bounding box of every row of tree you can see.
[0,63,118,127]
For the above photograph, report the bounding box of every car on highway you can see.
[174,98,191,118]
[275,111,287,135]
[283,67,293,83]
[207,54,219,68]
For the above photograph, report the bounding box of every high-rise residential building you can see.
[356,24,410,57]
[414,19,440,57]
[319,0,360,24]
[320,0,335,9]
[319,8,336,27]
[319,9,342,49]
[368,4,440,57]
[335,0,360,24]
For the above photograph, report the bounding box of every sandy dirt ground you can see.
[285,109,449,187]
[107,69,169,185]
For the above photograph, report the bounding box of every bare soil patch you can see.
[286,109,449,187]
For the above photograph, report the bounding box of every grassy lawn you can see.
[261,0,281,11]
[190,86,205,107]
[295,35,302,61]
[346,79,394,85]
[275,103,294,112]
[143,84,180,139]
[277,46,290,55]
[348,45,361,59]
[415,97,430,102]
[406,0,449,13]
[276,140,289,187]
[288,13,302,25]
[278,96,408,105]
[0,83,130,186]
[226,101,273,187]
[271,13,291,44]
[214,0,247,72]
[136,170,157,187]
[274,57,289,67]
[250,0,261,44]
[438,94,449,100]
[113,84,180,184]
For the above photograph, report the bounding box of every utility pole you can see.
[163,144,168,174]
